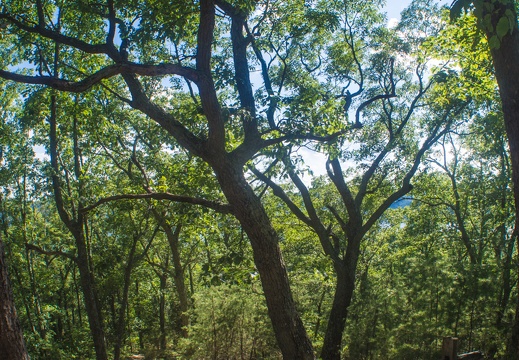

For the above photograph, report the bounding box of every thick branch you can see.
[25,243,76,262]
[284,159,340,261]
[327,158,362,234]
[326,205,349,239]
[196,0,225,152]
[81,193,233,214]
[0,13,111,55]
[0,63,198,93]
[121,74,207,158]
[250,167,312,226]
[246,23,278,130]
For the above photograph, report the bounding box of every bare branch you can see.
[0,13,110,55]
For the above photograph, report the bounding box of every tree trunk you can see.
[48,93,108,360]
[73,228,108,360]
[320,267,351,360]
[214,162,315,359]
[114,234,139,360]
[479,1,519,356]
[162,223,189,338]
[0,237,30,360]
[320,236,361,360]
[159,272,167,350]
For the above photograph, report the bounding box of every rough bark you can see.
[214,160,315,360]
[483,0,519,242]
[320,267,351,360]
[0,237,30,360]
[320,231,362,360]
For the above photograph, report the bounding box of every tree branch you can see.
[81,193,233,214]
[250,166,312,226]
[327,158,362,235]
[25,243,76,262]
[354,58,397,128]
[196,0,225,152]
[0,62,199,93]
[0,13,111,55]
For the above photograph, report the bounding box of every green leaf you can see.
[449,0,474,22]
[496,16,510,39]
[488,34,501,49]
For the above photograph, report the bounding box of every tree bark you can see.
[73,228,108,360]
[320,237,361,360]
[214,161,315,359]
[158,272,167,350]
[320,267,350,360]
[0,236,30,360]
[114,232,140,360]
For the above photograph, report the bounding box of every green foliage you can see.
[178,284,279,359]
[450,0,518,49]
[0,0,516,359]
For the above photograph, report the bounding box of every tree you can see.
[251,1,470,357]
[0,0,316,357]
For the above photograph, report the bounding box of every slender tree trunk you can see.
[74,228,108,360]
[214,162,315,360]
[166,225,189,338]
[0,236,30,360]
[320,235,361,360]
[114,234,139,360]
[158,221,189,338]
[48,92,108,360]
[320,266,351,360]
[158,272,167,351]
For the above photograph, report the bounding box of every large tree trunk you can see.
[479,0,519,356]
[215,162,315,360]
[0,236,30,360]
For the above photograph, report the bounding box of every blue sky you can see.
[384,0,451,22]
